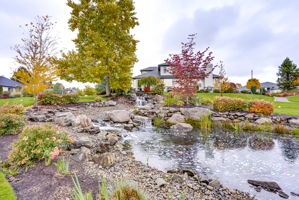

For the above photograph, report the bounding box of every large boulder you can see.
[170,123,193,132]
[255,118,272,124]
[108,110,130,123]
[167,113,185,124]
[54,112,76,126]
[180,107,211,121]
[73,135,97,148]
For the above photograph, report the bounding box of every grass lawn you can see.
[197,93,299,116]
[287,95,299,102]
[0,95,108,107]
[0,172,17,200]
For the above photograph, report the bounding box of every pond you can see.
[123,122,299,200]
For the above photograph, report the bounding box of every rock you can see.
[105,133,120,145]
[76,147,91,161]
[170,123,193,132]
[278,191,289,199]
[209,180,221,189]
[180,107,211,121]
[211,117,227,122]
[28,114,48,122]
[108,110,130,123]
[54,112,76,126]
[198,175,210,185]
[73,135,96,148]
[156,178,167,187]
[255,118,272,124]
[291,192,299,197]
[289,118,299,127]
[105,100,117,106]
[75,115,92,127]
[245,113,255,119]
[167,113,185,124]
[247,180,282,192]
[79,126,101,135]
[95,142,112,154]
[248,136,274,150]
[93,153,115,168]
[182,169,196,177]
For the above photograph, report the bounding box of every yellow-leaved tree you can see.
[13,16,58,106]
[246,78,261,90]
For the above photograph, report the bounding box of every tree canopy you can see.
[277,57,299,91]
[246,78,261,89]
[57,0,139,96]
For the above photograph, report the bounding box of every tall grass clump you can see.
[111,180,146,200]
[71,174,93,200]
[153,116,165,128]
[272,124,290,134]
[54,157,70,175]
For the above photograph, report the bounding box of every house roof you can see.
[133,66,219,79]
[0,76,24,87]
[261,82,279,89]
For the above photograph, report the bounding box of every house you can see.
[132,63,220,91]
[0,76,24,96]
[238,82,281,93]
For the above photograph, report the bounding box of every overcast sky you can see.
[1,0,299,87]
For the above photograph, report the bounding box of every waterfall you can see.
[136,96,147,107]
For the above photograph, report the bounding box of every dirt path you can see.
[0,134,18,162]
[274,96,290,102]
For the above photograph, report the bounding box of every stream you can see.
[122,116,299,200]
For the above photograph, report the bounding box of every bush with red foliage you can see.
[248,100,274,116]
[276,92,299,97]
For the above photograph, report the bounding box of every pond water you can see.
[123,122,299,200]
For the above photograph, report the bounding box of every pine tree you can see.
[277,57,299,91]
[57,0,138,96]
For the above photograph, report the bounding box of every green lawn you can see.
[0,95,107,107]
[287,95,299,102]
[0,172,17,200]
[197,93,299,116]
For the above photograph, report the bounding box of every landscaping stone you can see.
[104,100,117,106]
[248,136,274,150]
[170,123,193,132]
[180,107,211,121]
[255,118,272,124]
[289,118,299,127]
[156,178,167,187]
[167,113,185,124]
[108,110,130,123]
[92,152,116,168]
[209,180,221,189]
[54,112,76,126]
[73,135,97,148]
[247,180,282,192]
[75,115,92,127]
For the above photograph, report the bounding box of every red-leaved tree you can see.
[165,34,215,103]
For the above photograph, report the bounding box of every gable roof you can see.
[140,66,156,72]
[0,76,24,87]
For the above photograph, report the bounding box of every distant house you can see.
[132,63,220,91]
[238,82,281,93]
[0,76,24,95]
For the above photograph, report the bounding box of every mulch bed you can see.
[0,134,18,162]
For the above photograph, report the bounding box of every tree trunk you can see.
[34,94,38,107]
[105,74,111,96]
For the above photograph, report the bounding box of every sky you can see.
[0,0,299,87]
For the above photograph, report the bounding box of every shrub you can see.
[272,124,290,134]
[0,114,26,135]
[292,128,299,135]
[241,90,250,94]
[152,82,165,95]
[163,95,180,106]
[83,86,97,96]
[198,89,209,93]
[213,96,247,112]
[8,124,70,167]
[38,93,79,105]
[95,96,103,102]
[1,92,9,99]
[76,90,84,96]
[248,100,273,115]
[213,89,220,93]
[224,87,234,93]
[13,94,22,98]
[0,105,25,115]
[153,117,165,127]
[251,86,257,94]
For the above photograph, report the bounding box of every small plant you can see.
[71,174,93,200]
[248,100,273,116]
[272,124,290,134]
[292,128,299,135]
[199,114,212,132]
[83,86,97,96]
[8,124,70,167]
[76,90,84,96]
[54,157,70,175]
[95,96,102,102]
[163,95,181,106]
[153,116,165,127]
[0,114,26,135]
[0,105,25,115]
[213,96,247,112]
[111,180,146,200]
[100,177,109,200]
[240,121,259,132]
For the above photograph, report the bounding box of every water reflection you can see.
[124,129,299,200]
